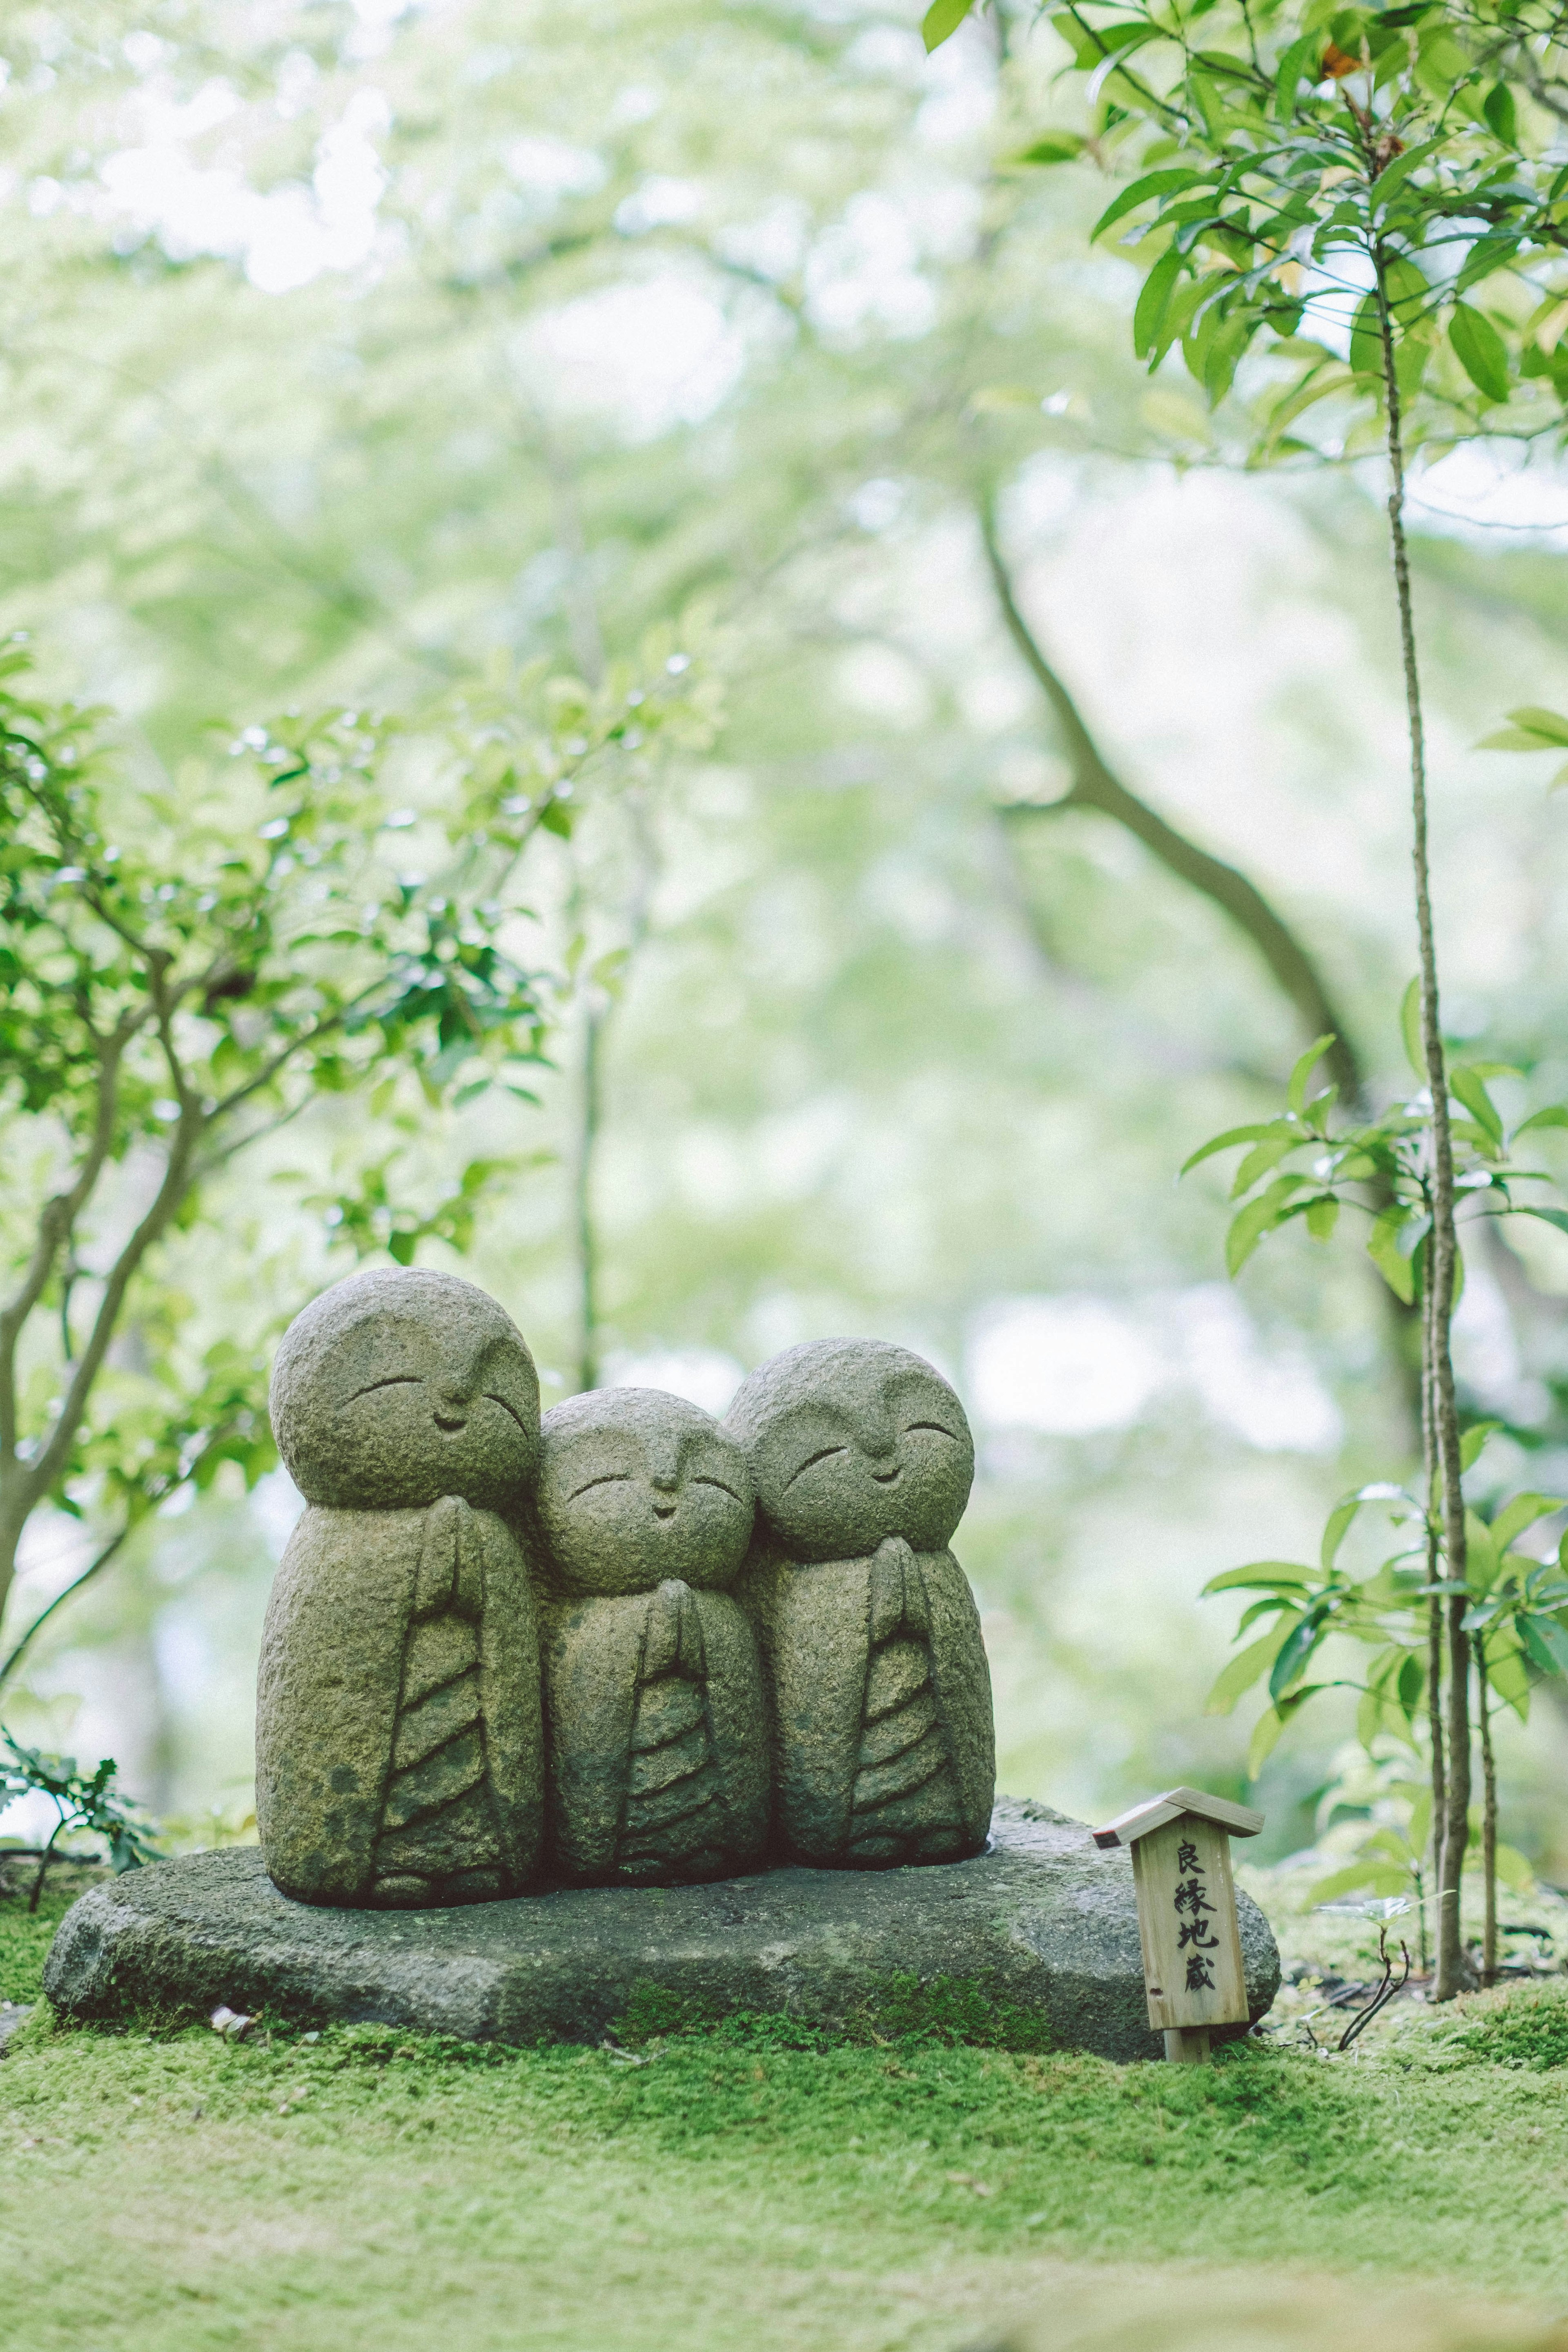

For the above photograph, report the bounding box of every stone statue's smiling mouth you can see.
[653,1502,677,1519]
[871,1467,900,1483]
[434,1412,467,1432]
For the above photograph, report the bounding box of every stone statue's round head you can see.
[724,1339,973,1562]
[534,1388,753,1598]
[270,1267,540,1512]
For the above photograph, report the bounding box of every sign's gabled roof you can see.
[1091,1785,1265,1850]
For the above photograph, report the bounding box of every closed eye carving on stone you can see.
[690,1475,743,1502]
[348,1375,422,1401]
[567,1472,633,1502]
[483,1391,531,1436]
[782,1445,848,1490]
[904,1422,958,1439]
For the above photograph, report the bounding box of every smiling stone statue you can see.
[725,1340,994,1869]
[256,1267,544,1908]
[533,1388,768,1886]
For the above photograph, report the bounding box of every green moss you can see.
[1394,1981,1568,2072]
[11,1882,1568,2350]
[0,1862,90,2007]
[611,1971,1053,2053]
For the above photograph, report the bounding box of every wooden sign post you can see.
[1094,1785,1265,2063]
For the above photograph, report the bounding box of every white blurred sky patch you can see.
[806,192,935,341]
[509,276,746,439]
[506,137,606,199]
[96,83,391,293]
[1406,441,1568,551]
[966,1286,1343,1452]
[601,1348,746,1417]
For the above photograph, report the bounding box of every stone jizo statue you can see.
[256,1267,545,1908]
[533,1388,768,1885]
[726,1339,994,1869]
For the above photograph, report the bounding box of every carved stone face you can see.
[725,1340,973,1562]
[535,1388,753,1598]
[269,1267,540,1512]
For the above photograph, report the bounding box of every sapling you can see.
[928,0,1568,1994]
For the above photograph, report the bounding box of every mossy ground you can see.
[9,1877,1568,2352]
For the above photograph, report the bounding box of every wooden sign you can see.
[1094,1784,1264,2063]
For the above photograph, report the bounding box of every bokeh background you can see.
[7,0,1568,1876]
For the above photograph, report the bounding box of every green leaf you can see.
[1450,1065,1503,1146]
[1512,1105,1568,1141]
[1226,1176,1307,1276]
[1270,1610,1327,1703]
[1205,1621,1292,1715]
[1367,1204,1419,1303]
[1510,1206,1568,1241]
[1247,1686,1320,1778]
[1479,706,1568,751]
[1466,1508,1500,1596]
[1247,1706,1289,1778]
[1274,31,1323,117]
[1133,250,1184,364]
[1015,134,1085,164]
[1449,303,1512,404]
[1287,1033,1337,1115]
[1483,80,1517,146]
[922,0,973,52]
[1305,1194,1340,1241]
[1461,1419,1503,1472]
[1231,1132,1302,1196]
[1322,1482,1405,1573]
[1490,1492,1568,1555]
[1520,1612,1568,1678]
[1202,1561,1314,1595]
[1400,976,1425,1081]
[1485,1637,1532,1722]
[1090,168,1207,243]
[1180,1121,1291,1176]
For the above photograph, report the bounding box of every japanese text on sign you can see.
[1173,1838,1220,1992]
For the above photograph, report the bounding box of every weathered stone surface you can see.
[725,1341,994,1869]
[257,1501,543,1908]
[269,1265,540,1514]
[534,1390,767,1886]
[535,1388,753,1596]
[256,1268,544,1909]
[42,1799,1280,2059]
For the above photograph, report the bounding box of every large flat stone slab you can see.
[43,1798,1279,2061]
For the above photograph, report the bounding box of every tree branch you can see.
[22,1099,205,1509]
[0,1009,142,1474]
[0,1521,131,1694]
[980,501,1368,1111]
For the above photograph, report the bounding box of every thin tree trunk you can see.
[1422,1218,1446,1976]
[0,1518,20,1673]
[1374,246,1471,2000]
[1479,1639,1498,1986]
[574,1000,603,1396]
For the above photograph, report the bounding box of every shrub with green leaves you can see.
[0,638,710,1688]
